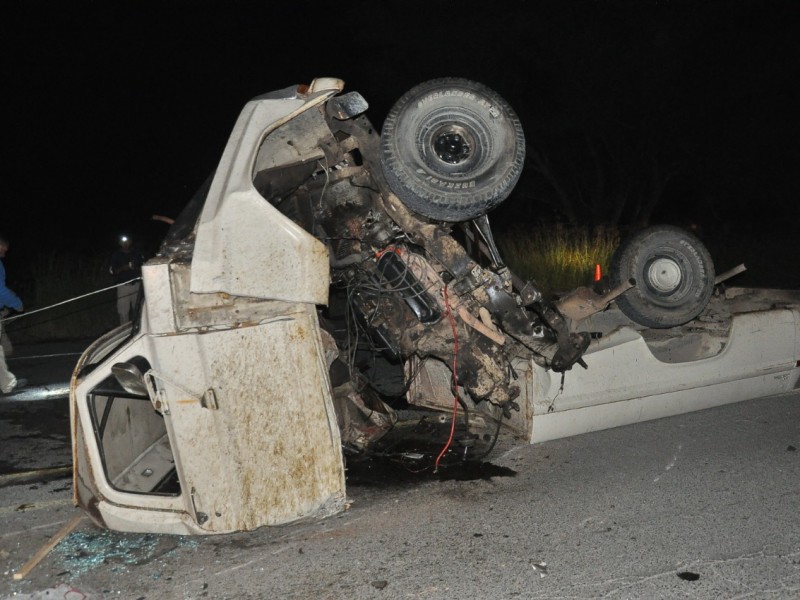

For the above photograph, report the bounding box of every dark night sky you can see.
[3,0,799,267]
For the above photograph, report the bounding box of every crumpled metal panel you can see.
[72,302,346,534]
[146,306,346,532]
[191,89,338,305]
[530,308,800,443]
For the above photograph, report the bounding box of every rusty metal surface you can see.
[556,279,635,323]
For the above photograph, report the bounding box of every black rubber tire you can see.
[611,225,715,329]
[380,78,525,222]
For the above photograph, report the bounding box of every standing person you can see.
[109,234,145,325]
[0,234,26,395]
[0,313,12,357]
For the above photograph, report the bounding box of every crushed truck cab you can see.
[71,78,800,534]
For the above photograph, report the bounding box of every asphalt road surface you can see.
[1,343,799,599]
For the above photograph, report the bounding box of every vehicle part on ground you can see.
[611,225,715,329]
[380,78,526,222]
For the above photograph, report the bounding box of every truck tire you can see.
[380,78,525,222]
[611,225,715,329]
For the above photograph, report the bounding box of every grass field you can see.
[497,225,621,294]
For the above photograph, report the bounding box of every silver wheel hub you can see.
[648,258,682,292]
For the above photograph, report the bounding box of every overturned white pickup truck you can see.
[70,77,800,535]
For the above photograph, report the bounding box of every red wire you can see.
[434,283,460,472]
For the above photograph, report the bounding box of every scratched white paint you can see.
[191,82,343,305]
[529,308,800,444]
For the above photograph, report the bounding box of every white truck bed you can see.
[527,287,800,442]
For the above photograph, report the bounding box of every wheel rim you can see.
[647,257,683,293]
[433,126,471,164]
[418,111,488,176]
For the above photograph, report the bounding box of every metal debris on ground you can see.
[531,561,548,578]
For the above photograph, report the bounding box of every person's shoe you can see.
[2,378,28,395]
